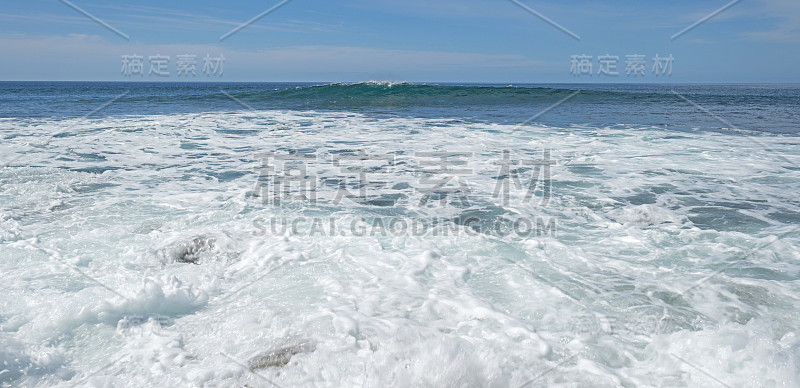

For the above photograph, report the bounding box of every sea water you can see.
[1,82,799,387]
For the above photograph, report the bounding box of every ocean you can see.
[1,82,799,387]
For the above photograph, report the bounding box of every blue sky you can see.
[1,0,798,82]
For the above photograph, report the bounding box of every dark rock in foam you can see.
[174,236,215,264]
[247,342,316,370]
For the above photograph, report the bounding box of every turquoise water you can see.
[2,82,799,133]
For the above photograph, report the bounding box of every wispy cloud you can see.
[741,0,800,42]
[0,12,98,25]
[0,33,559,81]
[93,4,344,35]
[341,0,591,22]
[0,4,344,40]
[1,1,797,82]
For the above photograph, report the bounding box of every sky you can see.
[0,0,798,82]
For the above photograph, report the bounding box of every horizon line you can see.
[1,80,799,85]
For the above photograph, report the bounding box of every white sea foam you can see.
[1,110,799,386]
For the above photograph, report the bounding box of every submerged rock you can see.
[247,342,315,370]
[174,236,216,264]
